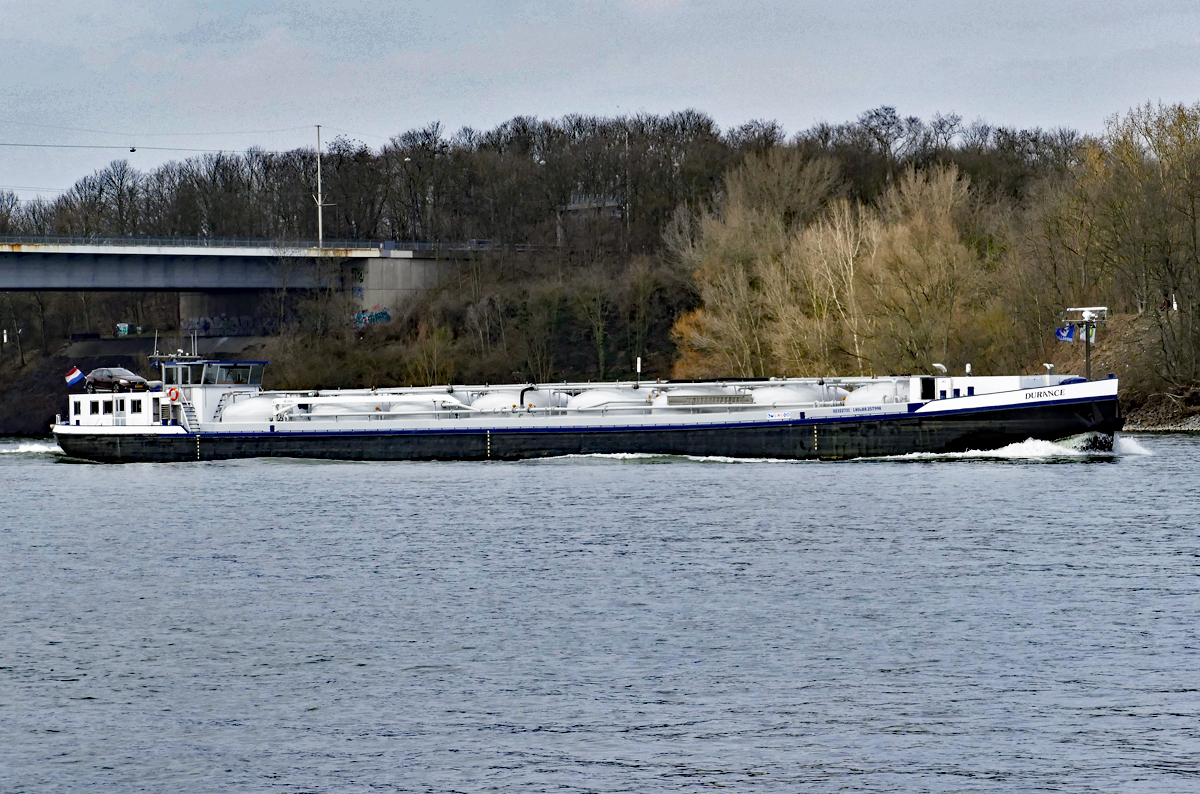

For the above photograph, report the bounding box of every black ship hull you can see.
[54,397,1124,464]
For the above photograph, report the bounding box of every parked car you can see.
[84,367,148,393]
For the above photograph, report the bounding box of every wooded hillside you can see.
[2,104,1197,408]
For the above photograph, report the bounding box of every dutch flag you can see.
[65,366,85,386]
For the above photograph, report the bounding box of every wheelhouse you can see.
[161,361,265,387]
[155,359,267,426]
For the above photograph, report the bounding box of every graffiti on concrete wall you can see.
[349,266,367,301]
[181,315,277,336]
[352,305,392,328]
[182,302,393,335]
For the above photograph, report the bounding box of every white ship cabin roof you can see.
[160,360,266,388]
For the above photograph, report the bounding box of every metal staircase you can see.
[181,402,200,431]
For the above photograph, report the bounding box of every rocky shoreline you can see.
[1123,401,1200,432]
[1123,393,1200,436]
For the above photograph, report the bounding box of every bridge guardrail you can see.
[0,234,382,250]
[0,235,544,253]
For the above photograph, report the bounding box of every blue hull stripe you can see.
[164,394,1114,440]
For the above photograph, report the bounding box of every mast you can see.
[1065,306,1107,380]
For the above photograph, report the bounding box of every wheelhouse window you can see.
[201,364,262,386]
[163,361,264,386]
[164,363,209,384]
[212,364,258,385]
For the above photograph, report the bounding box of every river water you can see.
[1,434,1197,792]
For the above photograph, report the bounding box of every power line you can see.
[0,184,67,192]
[0,141,328,155]
[0,127,401,154]
[0,117,314,138]
[0,142,236,153]
[323,126,395,142]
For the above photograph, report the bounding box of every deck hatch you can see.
[667,394,753,406]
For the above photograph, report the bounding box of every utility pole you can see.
[314,125,332,250]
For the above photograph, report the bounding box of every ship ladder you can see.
[181,402,200,432]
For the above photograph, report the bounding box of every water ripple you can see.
[1,433,1195,792]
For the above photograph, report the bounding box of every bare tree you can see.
[4,294,25,366]
[574,268,614,379]
[0,191,18,233]
[806,200,880,373]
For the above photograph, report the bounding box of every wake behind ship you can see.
[50,356,1124,463]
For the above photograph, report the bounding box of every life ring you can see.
[167,387,180,403]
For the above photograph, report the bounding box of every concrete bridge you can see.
[0,236,478,334]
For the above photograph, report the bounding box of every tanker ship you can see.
[50,355,1124,463]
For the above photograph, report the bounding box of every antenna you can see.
[932,363,947,374]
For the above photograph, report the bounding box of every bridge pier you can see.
[343,258,457,328]
[180,259,463,336]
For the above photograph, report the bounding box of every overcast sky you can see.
[2,0,1198,204]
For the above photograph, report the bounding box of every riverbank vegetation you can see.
[3,104,1200,420]
[669,101,1200,412]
